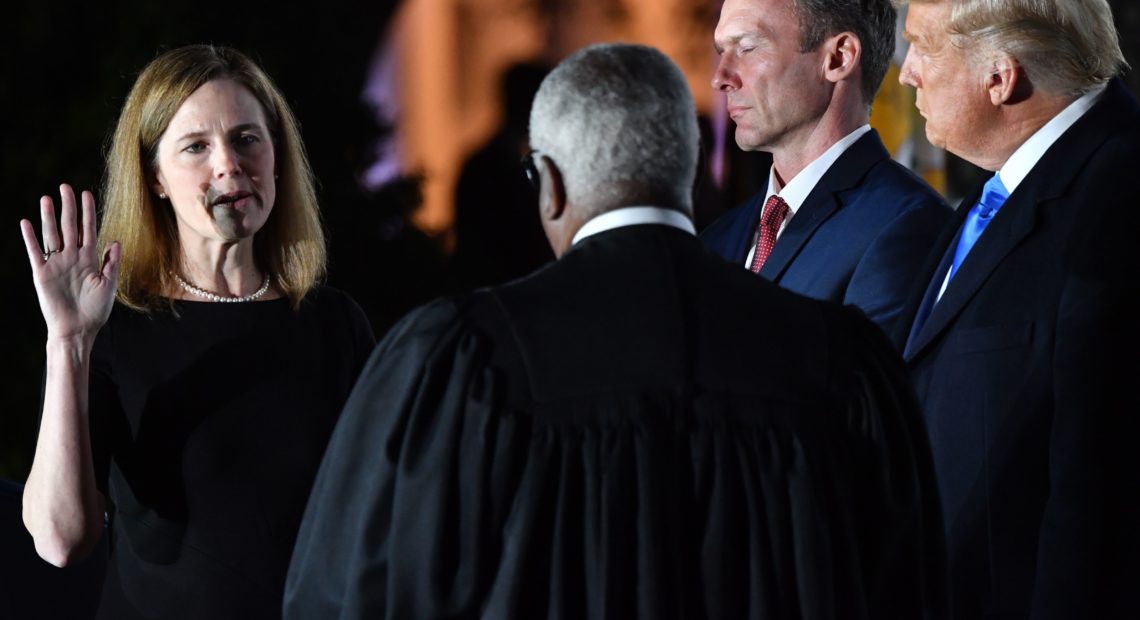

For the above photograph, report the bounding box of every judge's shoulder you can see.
[375,268,906,414]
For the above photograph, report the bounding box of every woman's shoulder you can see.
[300,285,365,318]
[300,284,354,306]
[102,299,173,331]
[299,285,376,345]
[92,300,183,368]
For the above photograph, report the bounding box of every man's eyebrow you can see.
[714,28,768,51]
[903,28,929,47]
[713,35,747,55]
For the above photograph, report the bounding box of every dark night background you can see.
[1,0,1138,481]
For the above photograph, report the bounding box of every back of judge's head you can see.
[528,44,700,218]
[905,0,1126,96]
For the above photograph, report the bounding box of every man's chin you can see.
[923,128,946,152]
[734,123,780,152]
[733,131,763,152]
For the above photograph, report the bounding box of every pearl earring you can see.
[158,192,167,199]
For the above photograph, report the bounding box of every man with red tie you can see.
[701,0,949,336]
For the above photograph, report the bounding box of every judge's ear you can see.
[822,32,861,84]
[987,56,1021,106]
[539,155,566,222]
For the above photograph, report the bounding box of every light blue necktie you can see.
[948,173,1010,281]
[905,173,1010,355]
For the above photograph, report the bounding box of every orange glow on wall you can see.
[379,0,721,239]
[376,0,939,239]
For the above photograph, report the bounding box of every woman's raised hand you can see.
[20,184,121,345]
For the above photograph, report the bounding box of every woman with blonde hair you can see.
[20,44,374,618]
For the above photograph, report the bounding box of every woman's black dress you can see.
[87,287,374,619]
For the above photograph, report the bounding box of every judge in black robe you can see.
[285,43,946,620]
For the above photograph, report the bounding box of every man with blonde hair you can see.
[895,0,1139,615]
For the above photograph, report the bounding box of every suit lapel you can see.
[902,202,972,359]
[904,187,1037,359]
[730,190,768,264]
[757,191,839,281]
[904,79,1139,362]
[891,188,970,352]
[759,130,891,281]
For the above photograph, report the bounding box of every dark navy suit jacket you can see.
[892,78,1140,618]
[700,129,949,335]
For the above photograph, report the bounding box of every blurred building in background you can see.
[364,0,939,250]
[367,0,720,246]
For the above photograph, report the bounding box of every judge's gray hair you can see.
[904,0,1127,97]
[528,44,699,217]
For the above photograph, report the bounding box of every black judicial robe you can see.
[285,224,946,619]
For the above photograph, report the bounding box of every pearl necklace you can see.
[175,273,271,303]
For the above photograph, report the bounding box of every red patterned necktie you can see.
[749,195,790,273]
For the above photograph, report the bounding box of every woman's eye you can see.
[184,142,206,154]
[238,134,260,146]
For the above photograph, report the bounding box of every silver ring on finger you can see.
[42,249,59,262]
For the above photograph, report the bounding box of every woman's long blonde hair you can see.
[100,44,325,310]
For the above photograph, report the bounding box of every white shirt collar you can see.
[766,124,873,214]
[571,206,696,246]
[741,125,872,269]
[998,85,1105,193]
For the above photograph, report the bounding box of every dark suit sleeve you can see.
[844,199,949,336]
[283,298,469,619]
[699,203,754,266]
[1031,157,1140,617]
[833,307,948,619]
